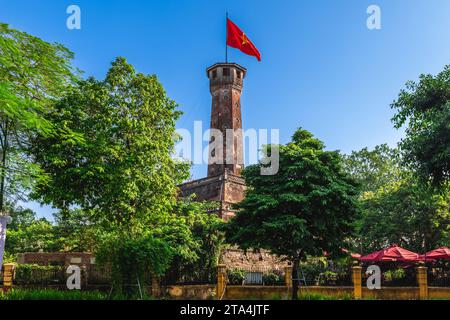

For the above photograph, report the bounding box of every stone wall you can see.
[224,286,353,300]
[165,284,216,300]
[220,248,289,271]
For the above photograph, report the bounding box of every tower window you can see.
[237,71,241,79]
[223,68,230,76]
[211,70,217,79]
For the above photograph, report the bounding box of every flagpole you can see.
[225,12,228,63]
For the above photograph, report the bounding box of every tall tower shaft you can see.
[179,62,247,221]
[206,63,246,177]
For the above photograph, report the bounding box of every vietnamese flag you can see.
[226,18,261,61]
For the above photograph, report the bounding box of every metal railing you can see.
[14,266,67,286]
[227,267,285,286]
[428,267,450,287]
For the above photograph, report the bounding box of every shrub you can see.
[263,272,284,286]
[14,264,66,285]
[227,269,245,285]
[383,268,406,281]
[95,231,173,296]
[318,271,338,285]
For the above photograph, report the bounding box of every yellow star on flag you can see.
[241,33,249,45]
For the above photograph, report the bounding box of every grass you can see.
[0,289,107,300]
[298,293,353,300]
[0,289,157,300]
[242,293,354,300]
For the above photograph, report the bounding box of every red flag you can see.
[226,18,261,61]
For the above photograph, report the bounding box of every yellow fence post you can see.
[284,265,293,298]
[284,266,293,288]
[2,263,16,293]
[416,266,428,300]
[352,265,362,300]
[216,264,227,300]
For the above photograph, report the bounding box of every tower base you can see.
[179,169,246,221]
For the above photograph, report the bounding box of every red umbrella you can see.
[422,247,450,261]
[360,245,421,262]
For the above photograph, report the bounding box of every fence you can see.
[8,264,151,290]
[359,263,419,287]
[160,265,216,286]
[86,265,112,287]
[428,266,450,287]
[314,271,352,286]
[3,262,450,299]
[14,265,67,287]
[227,266,285,286]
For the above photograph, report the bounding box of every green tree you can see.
[344,144,450,253]
[52,208,96,252]
[224,128,360,299]
[160,198,224,284]
[391,65,450,186]
[359,180,450,252]
[5,206,60,256]
[31,57,190,295]
[7,205,35,230]
[95,230,173,297]
[343,144,403,193]
[0,23,77,212]
[31,57,188,227]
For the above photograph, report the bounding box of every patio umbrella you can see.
[422,247,450,261]
[359,245,421,262]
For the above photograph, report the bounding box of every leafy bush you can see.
[96,231,173,296]
[318,271,338,285]
[227,269,245,285]
[383,268,406,281]
[263,272,284,286]
[14,264,66,285]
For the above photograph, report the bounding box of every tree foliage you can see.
[343,144,403,193]
[343,144,450,253]
[359,180,450,252]
[0,23,77,211]
[224,128,360,299]
[161,198,224,284]
[391,65,450,185]
[31,57,188,228]
[95,231,173,297]
[5,206,59,255]
[52,208,96,252]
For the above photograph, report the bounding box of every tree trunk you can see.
[291,259,299,300]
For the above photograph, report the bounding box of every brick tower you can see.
[179,63,247,220]
[206,63,246,177]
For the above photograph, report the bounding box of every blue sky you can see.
[1,0,449,219]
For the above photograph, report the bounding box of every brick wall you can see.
[17,252,94,268]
